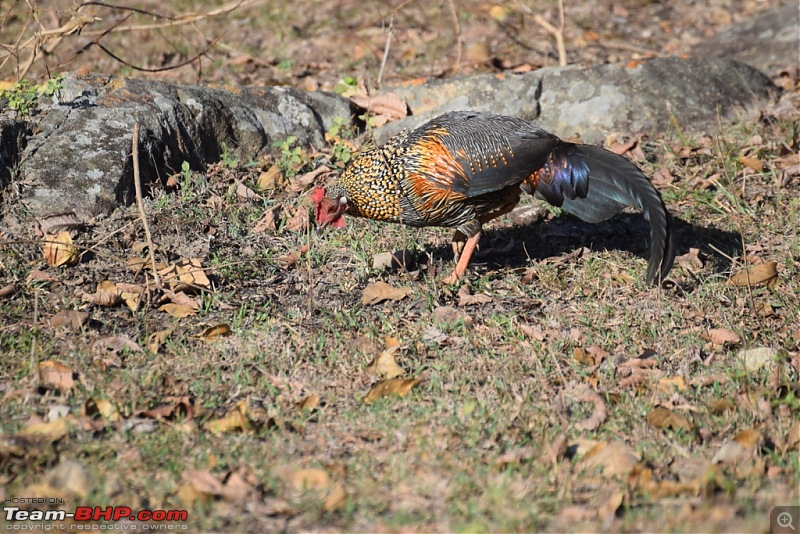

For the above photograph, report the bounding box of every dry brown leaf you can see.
[646,406,693,432]
[27,270,57,284]
[712,429,762,465]
[619,357,658,369]
[18,416,72,442]
[42,231,80,267]
[457,284,493,306]
[84,398,121,422]
[161,290,201,310]
[323,483,347,512]
[82,280,121,307]
[607,136,639,155]
[705,328,741,346]
[159,302,197,318]
[596,491,624,525]
[253,206,281,233]
[291,468,330,491]
[117,283,145,313]
[573,347,593,365]
[361,281,412,306]
[283,206,310,232]
[290,165,331,193]
[236,181,262,201]
[540,434,568,465]
[733,428,762,448]
[651,167,674,187]
[158,258,211,291]
[92,336,144,355]
[737,155,764,172]
[205,408,250,435]
[199,324,232,340]
[219,467,257,502]
[349,93,407,120]
[676,248,704,271]
[295,395,320,412]
[365,340,405,379]
[727,261,778,287]
[709,398,734,415]
[277,243,311,267]
[141,396,195,420]
[50,310,89,329]
[126,257,149,273]
[432,305,467,325]
[576,391,607,431]
[0,282,17,299]
[182,469,224,496]
[147,329,172,353]
[586,344,611,365]
[363,378,421,405]
[176,482,212,508]
[257,165,287,190]
[657,376,688,393]
[37,212,84,235]
[39,361,75,392]
[581,440,640,478]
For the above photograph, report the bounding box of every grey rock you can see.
[693,4,800,76]
[4,74,351,221]
[372,250,417,271]
[377,58,778,144]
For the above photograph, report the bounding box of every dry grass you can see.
[1,1,799,532]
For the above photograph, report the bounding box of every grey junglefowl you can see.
[313,110,674,284]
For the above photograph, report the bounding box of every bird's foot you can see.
[442,271,463,285]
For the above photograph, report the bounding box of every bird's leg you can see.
[451,230,468,258]
[444,231,481,284]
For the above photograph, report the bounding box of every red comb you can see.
[310,186,325,204]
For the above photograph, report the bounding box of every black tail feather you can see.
[540,144,675,284]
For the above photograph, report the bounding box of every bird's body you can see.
[314,111,675,284]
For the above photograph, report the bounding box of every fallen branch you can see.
[131,122,160,288]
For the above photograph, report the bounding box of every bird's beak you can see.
[315,198,347,236]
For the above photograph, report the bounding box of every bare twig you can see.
[78,0,267,36]
[29,290,39,388]
[444,0,462,74]
[376,16,394,90]
[1,0,262,80]
[529,0,567,66]
[95,40,217,73]
[131,122,160,288]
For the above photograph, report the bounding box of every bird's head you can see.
[312,185,349,234]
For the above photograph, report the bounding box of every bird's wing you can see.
[401,112,560,203]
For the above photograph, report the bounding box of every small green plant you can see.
[180,160,192,182]
[1,74,64,116]
[327,116,355,167]
[40,74,65,97]
[333,76,359,97]
[273,135,308,177]
[219,142,240,169]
